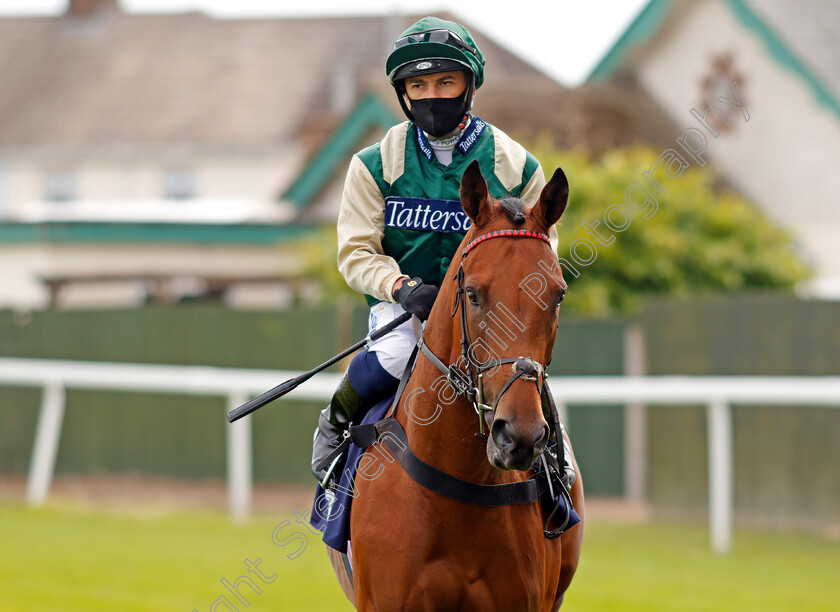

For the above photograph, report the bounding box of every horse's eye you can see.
[556,289,567,307]
[466,288,480,306]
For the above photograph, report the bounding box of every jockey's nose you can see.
[490,418,549,471]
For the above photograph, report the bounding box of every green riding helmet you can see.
[386,17,486,137]
[386,16,486,88]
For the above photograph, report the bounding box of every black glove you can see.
[394,277,439,321]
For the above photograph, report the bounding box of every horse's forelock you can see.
[497,197,527,226]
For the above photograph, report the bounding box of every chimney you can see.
[67,0,119,17]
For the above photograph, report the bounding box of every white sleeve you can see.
[336,155,405,303]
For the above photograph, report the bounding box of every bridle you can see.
[417,228,553,437]
[334,226,577,535]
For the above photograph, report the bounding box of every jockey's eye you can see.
[466,287,480,307]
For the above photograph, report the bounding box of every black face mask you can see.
[409,86,469,137]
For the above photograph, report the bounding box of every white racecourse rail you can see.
[1,357,839,553]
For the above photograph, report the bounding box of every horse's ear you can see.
[460,160,490,227]
[531,167,569,229]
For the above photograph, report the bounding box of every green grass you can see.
[1,501,838,611]
[0,501,351,612]
[568,521,840,611]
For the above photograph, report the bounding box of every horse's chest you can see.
[411,555,545,612]
[353,449,559,610]
[410,519,549,605]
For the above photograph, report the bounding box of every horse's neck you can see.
[397,317,508,485]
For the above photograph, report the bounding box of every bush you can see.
[535,145,811,315]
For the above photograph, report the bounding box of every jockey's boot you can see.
[311,371,366,487]
[552,422,576,490]
[541,382,576,491]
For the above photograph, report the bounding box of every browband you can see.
[462,229,550,257]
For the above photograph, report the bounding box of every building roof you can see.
[0,6,545,156]
[0,220,315,244]
[0,2,684,161]
[587,0,840,117]
[477,76,682,154]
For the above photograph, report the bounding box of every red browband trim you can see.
[462,229,551,257]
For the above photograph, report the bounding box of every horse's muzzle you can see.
[487,417,549,471]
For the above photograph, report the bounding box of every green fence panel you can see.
[0,305,627,492]
[0,387,41,474]
[640,292,840,528]
[0,305,367,369]
[550,318,628,496]
[56,390,226,479]
[0,305,366,482]
[252,399,321,484]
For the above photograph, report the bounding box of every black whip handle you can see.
[226,311,411,422]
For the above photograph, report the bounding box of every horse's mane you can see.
[498,197,527,225]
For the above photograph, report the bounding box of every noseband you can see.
[418,229,552,437]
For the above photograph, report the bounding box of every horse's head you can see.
[457,160,569,471]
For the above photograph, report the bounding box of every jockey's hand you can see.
[394,277,439,322]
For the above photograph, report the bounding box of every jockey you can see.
[311,16,575,491]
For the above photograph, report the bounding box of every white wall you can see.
[3,147,301,222]
[0,243,306,310]
[0,140,318,309]
[632,0,840,289]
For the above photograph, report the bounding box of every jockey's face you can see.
[404,70,468,101]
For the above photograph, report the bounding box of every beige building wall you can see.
[0,242,306,310]
[0,146,307,310]
[632,0,840,291]
[4,148,301,220]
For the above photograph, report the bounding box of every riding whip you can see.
[226,311,412,423]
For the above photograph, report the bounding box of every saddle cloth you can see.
[310,396,391,553]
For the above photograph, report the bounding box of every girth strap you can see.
[349,417,546,507]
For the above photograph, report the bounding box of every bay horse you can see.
[338,160,584,611]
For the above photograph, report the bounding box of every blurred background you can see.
[0,1,838,610]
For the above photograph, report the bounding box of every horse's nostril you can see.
[491,419,516,453]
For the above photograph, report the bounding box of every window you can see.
[44,171,77,202]
[163,169,196,200]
